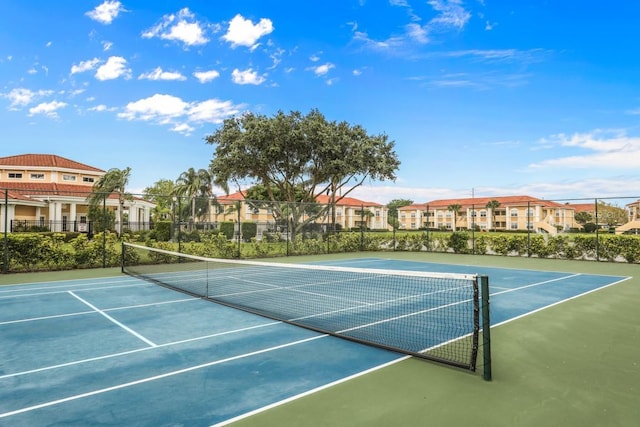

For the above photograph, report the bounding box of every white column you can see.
[49,202,63,232]
[70,203,77,222]
[1,204,16,232]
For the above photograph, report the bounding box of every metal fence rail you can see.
[2,188,640,273]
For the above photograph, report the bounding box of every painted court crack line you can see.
[67,291,157,347]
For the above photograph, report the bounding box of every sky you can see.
[1,0,640,205]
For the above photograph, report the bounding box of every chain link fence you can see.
[2,188,640,273]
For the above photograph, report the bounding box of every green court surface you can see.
[2,252,638,427]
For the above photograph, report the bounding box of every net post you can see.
[481,275,492,381]
[121,242,125,274]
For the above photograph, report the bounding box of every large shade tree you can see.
[87,167,132,234]
[206,109,400,240]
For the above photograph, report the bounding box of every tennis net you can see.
[122,242,487,371]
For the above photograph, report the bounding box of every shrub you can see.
[447,231,470,254]
[219,221,235,239]
[241,222,257,242]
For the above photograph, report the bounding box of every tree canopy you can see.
[206,109,400,204]
[206,109,400,239]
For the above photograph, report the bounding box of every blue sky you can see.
[2,1,640,204]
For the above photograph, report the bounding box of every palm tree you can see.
[87,167,132,234]
[174,168,208,222]
[485,199,501,231]
[447,203,462,232]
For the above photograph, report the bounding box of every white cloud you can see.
[3,88,53,109]
[86,1,125,25]
[231,68,266,85]
[138,67,186,81]
[88,104,109,112]
[71,58,101,74]
[118,93,245,134]
[222,14,273,49]
[311,63,335,76]
[102,41,113,51]
[142,8,209,47]
[428,0,471,30]
[95,56,131,80]
[529,131,640,170]
[353,0,471,53]
[28,101,67,118]
[193,70,220,83]
[187,99,243,123]
[119,94,188,122]
[45,41,52,47]
[405,23,429,44]
[171,123,195,134]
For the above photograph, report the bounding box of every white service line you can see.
[0,335,327,420]
[68,291,157,347]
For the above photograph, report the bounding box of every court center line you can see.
[0,297,197,326]
[0,282,152,300]
[0,335,327,420]
[67,291,157,347]
[0,321,282,380]
[490,273,582,296]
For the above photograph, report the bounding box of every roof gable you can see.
[0,154,104,173]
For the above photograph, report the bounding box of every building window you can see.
[30,173,45,180]
[480,210,487,218]
[336,208,342,216]
[8,172,23,179]
[375,210,380,218]
[410,212,416,218]
[510,223,519,230]
[510,208,518,217]
[62,174,77,182]
[410,222,416,229]
[83,177,95,183]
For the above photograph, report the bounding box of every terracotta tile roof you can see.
[0,182,94,195]
[0,154,104,173]
[567,203,596,213]
[217,191,382,207]
[316,194,382,207]
[399,195,571,210]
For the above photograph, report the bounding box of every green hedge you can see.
[2,230,640,273]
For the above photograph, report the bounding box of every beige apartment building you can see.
[0,154,154,233]
[398,195,577,235]
[209,191,388,231]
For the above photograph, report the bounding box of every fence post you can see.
[360,204,364,251]
[527,201,531,257]
[102,195,107,268]
[595,198,599,261]
[3,189,8,273]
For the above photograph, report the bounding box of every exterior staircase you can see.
[615,220,640,234]
[534,220,558,235]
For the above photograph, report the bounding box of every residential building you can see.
[617,199,640,233]
[398,195,577,235]
[208,191,388,231]
[0,154,154,233]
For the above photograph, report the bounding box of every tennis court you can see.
[0,253,633,426]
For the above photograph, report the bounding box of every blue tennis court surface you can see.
[0,258,628,426]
